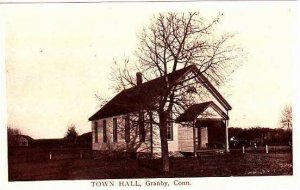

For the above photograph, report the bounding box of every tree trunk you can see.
[159,111,170,173]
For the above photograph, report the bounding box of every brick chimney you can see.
[136,72,143,86]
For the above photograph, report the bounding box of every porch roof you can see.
[175,101,229,123]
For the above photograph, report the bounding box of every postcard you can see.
[0,1,299,190]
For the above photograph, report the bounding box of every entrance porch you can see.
[194,118,227,156]
[175,101,230,156]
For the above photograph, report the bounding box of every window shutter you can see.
[103,120,107,143]
[167,113,173,141]
[139,112,145,142]
[94,122,98,143]
[125,116,130,142]
[113,118,118,142]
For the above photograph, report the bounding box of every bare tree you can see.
[280,105,292,145]
[281,105,292,129]
[98,12,240,172]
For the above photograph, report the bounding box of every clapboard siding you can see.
[178,124,194,152]
[167,124,178,152]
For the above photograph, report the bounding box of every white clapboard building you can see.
[89,65,231,156]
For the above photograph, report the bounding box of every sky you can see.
[0,2,297,139]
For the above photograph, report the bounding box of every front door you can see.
[196,127,208,149]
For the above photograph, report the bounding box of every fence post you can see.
[265,145,268,154]
[80,151,83,159]
[242,146,245,154]
[49,153,52,160]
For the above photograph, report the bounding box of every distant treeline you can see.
[228,127,292,147]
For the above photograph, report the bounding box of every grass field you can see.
[8,148,292,181]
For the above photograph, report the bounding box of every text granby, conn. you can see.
[91,179,191,187]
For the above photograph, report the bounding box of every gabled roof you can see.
[192,69,232,111]
[77,132,92,143]
[175,101,229,123]
[89,65,231,121]
[89,65,194,121]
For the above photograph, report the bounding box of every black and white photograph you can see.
[0,1,299,190]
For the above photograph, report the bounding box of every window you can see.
[139,112,145,142]
[167,113,173,141]
[94,122,98,143]
[167,123,173,141]
[103,120,107,143]
[113,118,118,142]
[125,116,130,143]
